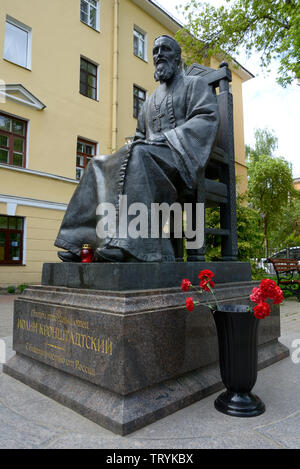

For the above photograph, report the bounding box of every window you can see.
[80,0,100,31]
[3,16,32,69]
[0,112,27,168]
[0,215,24,265]
[76,138,97,180]
[80,57,98,100]
[133,86,146,119]
[133,27,147,61]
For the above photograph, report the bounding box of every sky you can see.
[155,0,300,178]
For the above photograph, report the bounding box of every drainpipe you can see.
[112,0,119,152]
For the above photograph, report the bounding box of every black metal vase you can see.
[212,304,265,417]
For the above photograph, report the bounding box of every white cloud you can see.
[241,55,300,177]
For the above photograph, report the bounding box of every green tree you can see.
[176,0,300,86]
[268,197,300,252]
[205,194,264,262]
[245,128,278,163]
[248,154,296,255]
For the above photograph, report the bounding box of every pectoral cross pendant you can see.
[152,111,165,133]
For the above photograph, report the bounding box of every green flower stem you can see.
[191,284,202,293]
[189,282,221,310]
[207,284,221,310]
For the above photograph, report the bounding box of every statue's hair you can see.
[153,35,181,56]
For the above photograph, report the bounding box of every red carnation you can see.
[259,279,277,298]
[200,278,215,292]
[253,302,271,319]
[181,269,220,311]
[185,297,194,311]
[272,286,284,304]
[198,269,214,281]
[250,287,267,304]
[181,278,191,292]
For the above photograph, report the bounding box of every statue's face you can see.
[153,37,179,83]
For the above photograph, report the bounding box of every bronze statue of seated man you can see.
[55,35,219,263]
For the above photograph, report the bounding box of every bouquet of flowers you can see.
[181,269,220,312]
[249,279,284,318]
[181,270,284,318]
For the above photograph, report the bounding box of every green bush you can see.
[279,283,298,300]
[6,284,28,294]
[17,284,28,293]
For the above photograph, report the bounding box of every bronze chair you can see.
[172,62,238,262]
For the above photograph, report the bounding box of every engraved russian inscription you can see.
[14,304,113,385]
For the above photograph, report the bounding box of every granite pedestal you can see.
[3,262,289,435]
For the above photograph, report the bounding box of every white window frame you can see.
[3,16,32,70]
[133,26,147,62]
[80,0,100,32]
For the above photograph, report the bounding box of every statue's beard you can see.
[154,61,178,83]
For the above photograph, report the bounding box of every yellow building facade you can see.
[0,0,252,287]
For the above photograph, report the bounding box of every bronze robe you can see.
[54,73,219,261]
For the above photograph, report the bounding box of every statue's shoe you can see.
[57,251,81,262]
[95,247,139,262]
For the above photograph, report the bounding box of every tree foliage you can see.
[246,127,299,255]
[268,197,300,251]
[176,0,300,86]
[248,153,297,254]
[205,195,264,262]
[245,128,278,163]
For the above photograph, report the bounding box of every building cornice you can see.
[0,164,78,184]
[215,54,254,83]
[0,194,67,211]
[131,0,182,33]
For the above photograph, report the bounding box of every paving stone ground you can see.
[0,294,300,449]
